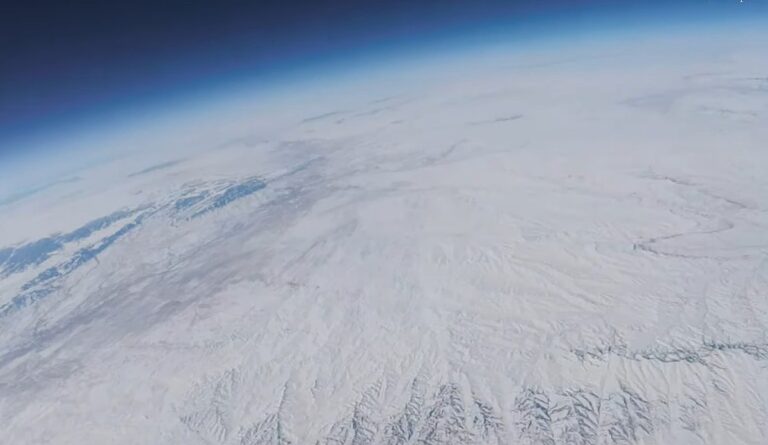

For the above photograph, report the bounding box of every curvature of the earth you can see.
[1,28,768,445]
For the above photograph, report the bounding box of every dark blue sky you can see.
[0,1,761,152]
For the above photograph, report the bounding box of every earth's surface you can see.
[1,26,768,444]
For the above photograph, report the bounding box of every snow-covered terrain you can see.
[1,28,768,444]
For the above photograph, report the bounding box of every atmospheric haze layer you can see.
[1,19,768,445]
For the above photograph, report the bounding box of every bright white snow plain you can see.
[1,27,768,445]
